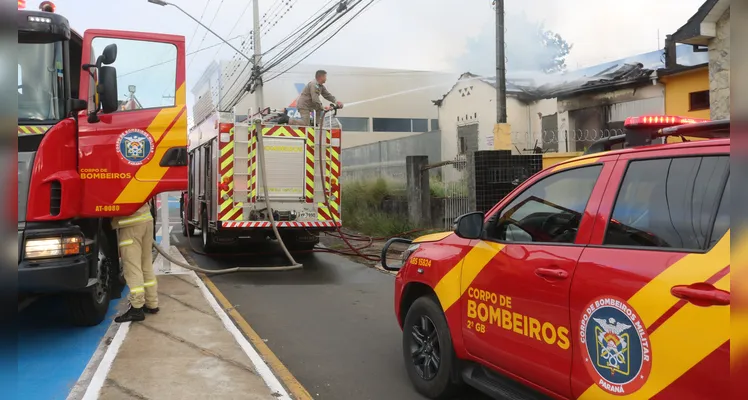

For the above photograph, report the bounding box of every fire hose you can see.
[150,107,431,274]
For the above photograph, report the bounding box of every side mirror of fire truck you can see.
[97,66,118,114]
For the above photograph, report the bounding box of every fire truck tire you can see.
[402,295,462,399]
[66,232,112,327]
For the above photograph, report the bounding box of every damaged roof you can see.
[529,62,657,99]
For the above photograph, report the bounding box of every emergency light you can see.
[18,0,26,9]
[624,115,709,128]
[39,1,55,12]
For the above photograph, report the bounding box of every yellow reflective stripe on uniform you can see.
[130,286,145,293]
[118,212,153,227]
[119,239,134,247]
[143,280,156,287]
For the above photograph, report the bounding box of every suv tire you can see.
[402,295,462,399]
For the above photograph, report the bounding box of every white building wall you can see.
[227,64,456,148]
[437,79,530,162]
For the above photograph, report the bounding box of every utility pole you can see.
[252,0,264,113]
[495,0,507,124]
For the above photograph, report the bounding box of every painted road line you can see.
[80,320,130,400]
[201,275,313,400]
[197,274,298,399]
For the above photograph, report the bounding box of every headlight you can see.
[24,236,82,259]
[400,243,420,265]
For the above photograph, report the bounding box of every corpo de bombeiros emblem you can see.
[116,129,155,166]
[579,296,652,395]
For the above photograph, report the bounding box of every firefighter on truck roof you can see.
[112,201,159,323]
[294,69,343,127]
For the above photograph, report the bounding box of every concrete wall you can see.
[709,8,730,120]
[437,79,529,162]
[341,130,441,183]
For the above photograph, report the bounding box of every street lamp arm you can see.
[146,0,254,63]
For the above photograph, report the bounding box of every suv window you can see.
[709,175,729,248]
[604,156,729,250]
[485,165,603,244]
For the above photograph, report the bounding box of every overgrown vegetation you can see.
[341,178,416,237]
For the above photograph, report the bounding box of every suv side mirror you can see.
[453,211,484,240]
[97,66,118,114]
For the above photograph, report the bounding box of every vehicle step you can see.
[461,364,551,400]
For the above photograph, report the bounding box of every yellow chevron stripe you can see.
[627,231,730,327]
[433,241,505,312]
[578,273,730,400]
[115,84,187,204]
[578,231,730,397]
[221,153,234,172]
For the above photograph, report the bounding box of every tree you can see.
[455,12,572,76]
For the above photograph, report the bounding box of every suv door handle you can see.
[535,268,569,280]
[671,283,730,307]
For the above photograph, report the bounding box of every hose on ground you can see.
[152,241,302,275]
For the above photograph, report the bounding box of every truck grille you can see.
[50,181,61,216]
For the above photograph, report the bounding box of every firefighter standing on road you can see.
[112,202,159,323]
[295,69,343,127]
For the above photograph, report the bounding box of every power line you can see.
[185,0,213,54]
[119,35,245,78]
[265,0,379,83]
[220,0,343,108]
[187,0,228,72]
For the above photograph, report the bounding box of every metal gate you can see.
[437,155,470,230]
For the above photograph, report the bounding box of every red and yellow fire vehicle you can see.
[18,2,188,325]
[381,116,730,399]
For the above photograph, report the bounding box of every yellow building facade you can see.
[659,64,710,142]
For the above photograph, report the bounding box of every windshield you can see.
[18,41,64,122]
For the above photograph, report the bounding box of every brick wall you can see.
[709,8,730,120]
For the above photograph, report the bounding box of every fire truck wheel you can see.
[66,234,112,327]
[402,295,462,399]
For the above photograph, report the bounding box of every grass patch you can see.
[341,178,415,237]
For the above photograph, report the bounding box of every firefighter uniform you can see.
[112,202,158,323]
[296,80,338,127]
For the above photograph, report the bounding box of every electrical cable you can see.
[187,0,228,72]
[264,0,378,82]
[260,0,368,74]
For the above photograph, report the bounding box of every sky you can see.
[43,0,707,111]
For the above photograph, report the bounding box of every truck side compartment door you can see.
[77,29,188,218]
[570,147,730,399]
[461,157,616,398]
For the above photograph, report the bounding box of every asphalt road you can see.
[173,234,490,400]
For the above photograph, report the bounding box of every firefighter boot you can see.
[144,306,160,314]
[114,305,146,323]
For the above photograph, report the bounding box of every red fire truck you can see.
[181,108,343,252]
[18,2,188,325]
[381,116,730,399]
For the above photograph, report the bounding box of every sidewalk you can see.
[71,247,291,400]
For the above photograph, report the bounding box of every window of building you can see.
[689,90,710,111]
[372,118,429,132]
[604,156,729,251]
[412,119,428,132]
[431,119,439,130]
[336,117,369,132]
[485,165,603,244]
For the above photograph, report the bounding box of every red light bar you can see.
[624,115,710,128]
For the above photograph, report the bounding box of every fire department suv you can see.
[382,116,730,399]
[18,2,188,325]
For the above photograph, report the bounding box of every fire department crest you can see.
[579,296,652,395]
[116,129,155,166]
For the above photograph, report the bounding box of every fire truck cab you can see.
[18,2,188,325]
[381,116,730,399]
